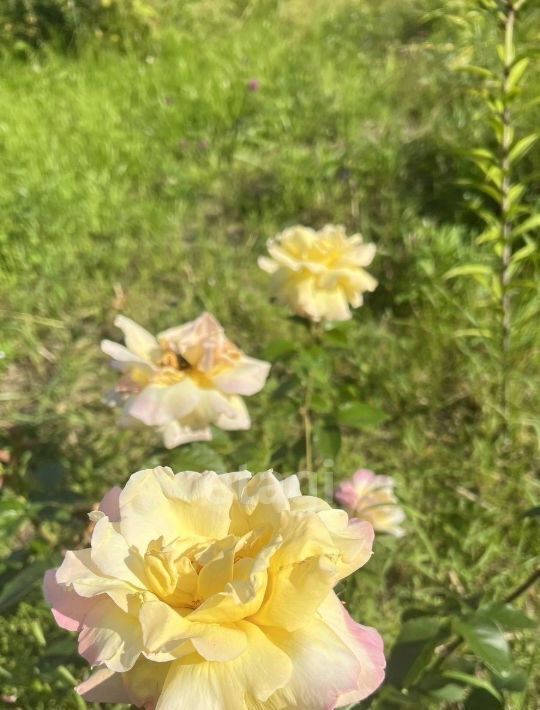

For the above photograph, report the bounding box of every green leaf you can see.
[0,560,50,613]
[480,603,536,630]
[262,339,297,360]
[523,95,540,111]
[442,671,502,700]
[458,178,502,203]
[492,668,527,691]
[454,329,494,339]
[464,688,504,709]
[398,617,442,643]
[453,615,511,675]
[512,213,540,238]
[322,327,351,349]
[168,443,227,473]
[337,402,389,429]
[42,637,77,659]
[507,57,529,92]
[444,264,492,280]
[271,376,301,402]
[476,227,500,245]
[508,134,538,165]
[456,65,495,79]
[490,274,502,299]
[497,42,514,66]
[510,242,536,265]
[374,685,420,706]
[315,422,341,460]
[523,505,540,518]
[429,683,468,702]
[466,148,497,162]
[310,391,334,414]
[508,183,525,208]
[386,617,449,689]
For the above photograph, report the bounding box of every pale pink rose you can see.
[258,224,377,322]
[335,469,406,538]
[101,313,270,448]
[44,467,385,708]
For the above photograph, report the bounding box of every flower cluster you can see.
[45,467,385,709]
[101,312,270,448]
[258,224,377,322]
[44,221,391,707]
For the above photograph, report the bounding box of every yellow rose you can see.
[44,467,385,708]
[101,312,270,448]
[258,224,377,322]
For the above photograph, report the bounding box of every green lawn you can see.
[0,1,538,708]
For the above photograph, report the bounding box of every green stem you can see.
[301,384,314,475]
[499,0,516,430]
[503,566,540,604]
[301,320,322,480]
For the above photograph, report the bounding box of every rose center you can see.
[143,537,201,609]
[157,350,191,371]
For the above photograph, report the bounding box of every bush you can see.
[0,0,168,52]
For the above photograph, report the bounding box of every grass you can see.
[0,0,539,708]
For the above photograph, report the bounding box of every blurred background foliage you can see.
[0,0,538,708]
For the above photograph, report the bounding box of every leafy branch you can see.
[378,565,539,708]
[445,0,539,437]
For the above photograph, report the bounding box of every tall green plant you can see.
[445,0,539,438]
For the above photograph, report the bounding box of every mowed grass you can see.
[0,1,539,708]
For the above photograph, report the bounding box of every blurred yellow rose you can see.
[101,312,270,448]
[258,224,377,322]
[335,469,406,538]
[45,467,385,708]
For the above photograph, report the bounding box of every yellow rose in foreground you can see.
[258,224,377,322]
[44,467,385,708]
[101,312,270,448]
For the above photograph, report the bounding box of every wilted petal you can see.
[114,316,160,360]
[191,388,235,420]
[212,356,271,396]
[127,380,200,427]
[215,395,251,431]
[101,340,156,376]
[162,420,212,449]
